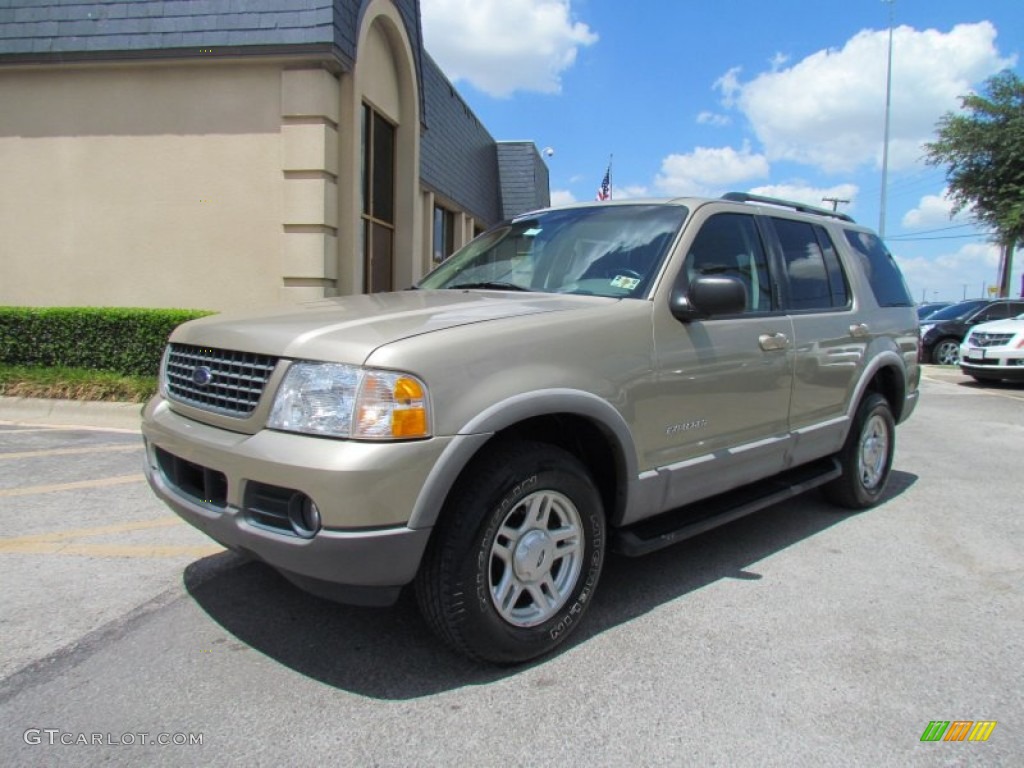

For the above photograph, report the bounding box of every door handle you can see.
[849,323,870,338]
[758,332,789,351]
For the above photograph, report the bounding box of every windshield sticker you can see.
[522,227,542,237]
[610,275,641,290]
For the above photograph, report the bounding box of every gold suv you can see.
[143,193,920,663]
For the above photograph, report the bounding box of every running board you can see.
[612,457,842,557]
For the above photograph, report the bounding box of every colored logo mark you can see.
[920,721,997,742]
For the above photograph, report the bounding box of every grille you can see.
[165,343,277,418]
[967,332,1014,348]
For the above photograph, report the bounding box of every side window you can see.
[975,302,1011,322]
[815,225,850,307]
[684,213,773,312]
[772,217,835,311]
[842,229,914,307]
[1010,301,1024,318]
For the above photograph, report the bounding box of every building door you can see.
[362,104,396,292]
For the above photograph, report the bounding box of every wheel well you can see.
[863,364,905,422]
[488,414,625,523]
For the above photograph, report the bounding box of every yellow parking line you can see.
[4,517,184,544]
[0,444,142,460]
[0,474,144,498]
[0,517,225,558]
[0,428,64,434]
[0,541,223,558]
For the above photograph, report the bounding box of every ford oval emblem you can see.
[191,366,213,387]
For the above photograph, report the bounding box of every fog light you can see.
[288,494,321,539]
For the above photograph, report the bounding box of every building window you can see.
[433,205,455,265]
[362,104,396,292]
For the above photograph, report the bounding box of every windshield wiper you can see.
[446,281,530,291]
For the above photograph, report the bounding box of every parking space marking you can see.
[0,445,142,460]
[921,373,1024,401]
[0,541,223,558]
[0,421,140,435]
[0,517,224,558]
[4,518,183,543]
[0,428,72,434]
[0,474,144,498]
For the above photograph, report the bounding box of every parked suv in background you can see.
[920,298,1024,365]
[142,193,919,663]
[960,312,1024,382]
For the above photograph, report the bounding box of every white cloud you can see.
[895,241,1008,302]
[696,111,730,127]
[721,22,1015,173]
[421,0,598,97]
[901,191,972,230]
[612,184,650,200]
[769,52,789,72]
[655,144,769,197]
[714,66,742,108]
[550,189,576,207]
[749,183,859,213]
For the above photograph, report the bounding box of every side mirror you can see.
[670,276,747,322]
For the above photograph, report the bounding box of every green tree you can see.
[924,70,1024,297]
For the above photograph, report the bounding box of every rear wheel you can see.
[824,393,895,510]
[415,441,605,664]
[931,338,961,365]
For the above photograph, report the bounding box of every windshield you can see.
[923,300,989,322]
[417,204,687,298]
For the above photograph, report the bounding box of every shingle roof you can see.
[0,0,354,66]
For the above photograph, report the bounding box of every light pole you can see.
[878,0,895,238]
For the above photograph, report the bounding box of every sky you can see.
[419,0,1024,303]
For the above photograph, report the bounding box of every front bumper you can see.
[142,397,451,604]
[959,345,1024,381]
[959,359,1024,382]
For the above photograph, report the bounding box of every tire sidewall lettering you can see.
[474,474,540,612]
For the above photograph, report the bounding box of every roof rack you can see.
[721,192,855,223]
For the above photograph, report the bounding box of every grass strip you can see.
[0,365,156,403]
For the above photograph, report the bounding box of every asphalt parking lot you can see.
[1,369,1021,766]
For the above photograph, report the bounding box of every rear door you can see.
[766,216,863,464]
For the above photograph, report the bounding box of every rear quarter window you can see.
[843,229,913,307]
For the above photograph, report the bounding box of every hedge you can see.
[0,307,214,376]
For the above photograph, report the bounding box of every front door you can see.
[646,210,794,509]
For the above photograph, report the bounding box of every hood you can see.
[968,317,1024,335]
[170,290,611,363]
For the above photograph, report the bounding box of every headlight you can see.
[268,362,430,440]
[919,324,935,336]
[158,345,172,398]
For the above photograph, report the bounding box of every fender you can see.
[406,388,640,530]
[846,346,910,423]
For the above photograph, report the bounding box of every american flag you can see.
[596,166,611,201]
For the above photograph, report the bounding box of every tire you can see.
[931,338,961,366]
[823,393,895,510]
[415,440,605,664]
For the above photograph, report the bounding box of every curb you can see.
[0,396,144,432]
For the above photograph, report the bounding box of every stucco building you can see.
[0,0,550,311]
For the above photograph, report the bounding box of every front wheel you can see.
[415,441,605,664]
[823,393,895,510]
[931,338,961,365]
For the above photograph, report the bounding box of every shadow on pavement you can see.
[184,471,918,699]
